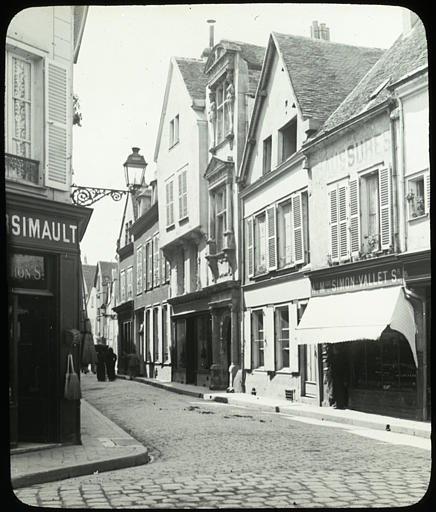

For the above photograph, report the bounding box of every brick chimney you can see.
[310,20,330,41]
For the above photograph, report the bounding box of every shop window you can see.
[278,118,297,163]
[169,114,179,148]
[275,307,289,370]
[251,309,264,369]
[162,305,169,362]
[407,173,429,219]
[263,136,272,175]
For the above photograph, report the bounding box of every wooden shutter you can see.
[379,167,392,250]
[292,193,305,264]
[338,184,349,260]
[329,188,339,262]
[425,172,430,214]
[45,59,70,190]
[288,302,299,373]
[349,179,360,257]
[243,310,252,370]
[178,173,183,219]
[148,240,154,288]
[246,217,254,278]
[264,306,275,371]
[143,244,147,291]
[266,206,277,270]
[153,235,160,287]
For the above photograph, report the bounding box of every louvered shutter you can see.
[288,302,299,373]
[338,184,349,260]
[243,310,252,370]
[292,193,305,264]
[143,244,147,291]
[379,167,392,250]
[266,206,277,270]
[153,236,160,287]
[264,306,275,371]
[425,172,430,214]
[178,173,183,219]
[182,170,188,217]
[349,179,360,256]
[329,188,339,262]
[45,60,70,190]
[246,217,254,278]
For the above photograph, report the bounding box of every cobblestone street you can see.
[14,375,431,509]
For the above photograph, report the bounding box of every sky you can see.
[72,3,407,266]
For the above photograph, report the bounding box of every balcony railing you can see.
[5,153,39,185]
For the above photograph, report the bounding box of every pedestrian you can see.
[96,346,107,382]
[81,318,97,374]
[105,347,117,381]
[127,352,140,380]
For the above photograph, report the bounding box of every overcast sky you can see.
[72,3,407,266]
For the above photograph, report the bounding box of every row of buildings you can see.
[110,12,430,422]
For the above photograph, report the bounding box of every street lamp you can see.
[71,147,148,206]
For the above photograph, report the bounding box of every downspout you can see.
[389,103,400,253]
[397,96,408,252]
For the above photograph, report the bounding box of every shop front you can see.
[7,192,92,446]
[296,257,425,420]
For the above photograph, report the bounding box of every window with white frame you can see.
[169,114,179,147]
[214,81,230,144]
[278,118,297,163]
[126,267,133,299]
[153,234,160,287]
[146,239,153,290]
[120,269,126,302]
[166,180,174,227]
[246,191,308,279]
[407,171,430,219]
[251,309,264,369]
[328,168,393,262]
[274,307,289,370]
[136,245,143,294]
[178,168,188,219]
[214,186,227,252]
[263,136,272,175]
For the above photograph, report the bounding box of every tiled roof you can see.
[220,39,266,69]
[317,20,427,136]
[273,32,384,125]
[82,264,96,294]
[174,57,208,101]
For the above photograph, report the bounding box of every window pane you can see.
[255,214,266,273]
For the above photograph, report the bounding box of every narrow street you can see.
[14,375,431,509]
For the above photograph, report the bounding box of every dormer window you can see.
[278,118,297,163]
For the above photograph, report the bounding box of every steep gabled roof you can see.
[315,20,427,137]
[82,264,96,295]
[94,261,117,287]
[273,32,384,124]
[174,57,208,101]
[219,39,266,69]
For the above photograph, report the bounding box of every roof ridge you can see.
[174,56,205,63]
[272,30,385,52]
[219,38,266,49]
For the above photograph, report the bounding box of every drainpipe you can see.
[396,97,408,252]
[389,103,400,253]
[404,287,427,421]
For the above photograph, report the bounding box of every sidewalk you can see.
[10,400,149,489]
[120,374,431,440]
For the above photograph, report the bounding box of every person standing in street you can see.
[96,347,107,381]
[105,347,117,381]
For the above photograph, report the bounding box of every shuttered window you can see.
[136,245,143,294]
[251,309,264,369]
[126,267,133,299]
[277,200,293,268]
[246,217,254,278]
[329,181,349,262]
[120,270,126,302]
[349,179,360,256]
[166,180,174,226]
[292,193,305,264]
[266,206,277,270]
[45,60,69,190]
[378,167,392,250]
[243,310,252,370]
[178,168,188,219]
[153,234,160,287]
[254,212,267,274]
[275,306,290,370]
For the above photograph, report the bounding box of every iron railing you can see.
[5,153,39,185]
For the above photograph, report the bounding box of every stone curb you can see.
[122,375,430,440]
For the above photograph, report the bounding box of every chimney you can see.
[310,20,330,41]
[207,19,216,48]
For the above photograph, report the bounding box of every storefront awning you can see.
[295,286,417,366]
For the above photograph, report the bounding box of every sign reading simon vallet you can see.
[312,264,405,296]
[6,212,78,247]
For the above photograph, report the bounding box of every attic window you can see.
[369,78,390,100]
[278,118,297,163]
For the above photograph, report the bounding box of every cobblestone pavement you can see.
[13,375,431,509]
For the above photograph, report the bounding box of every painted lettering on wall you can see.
[6,213,78,245]
[316,130,390,175]
[312,265,404,295]
[10,254,45,281]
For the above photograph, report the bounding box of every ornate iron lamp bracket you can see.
[71,184,128,206]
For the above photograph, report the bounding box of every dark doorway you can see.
[223,315,231,370]
[185,317,197,384]
[15,293,56,442]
